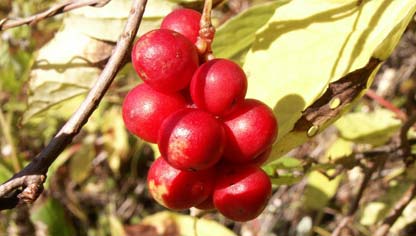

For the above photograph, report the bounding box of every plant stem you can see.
[0,109,21,172]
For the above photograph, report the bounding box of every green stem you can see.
[0,109,22,172]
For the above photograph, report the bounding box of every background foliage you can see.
[1,0,416,235]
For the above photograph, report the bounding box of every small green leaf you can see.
[263,156,302,175]
[360,181,411,226]
[304,170,342,210]
[109,214,126,236]
[31,199,76,236]
[324,138,353,162]
[141,211,236,236]
[270,174,302,186]
[335,109,401,145]
[69,137,95,184]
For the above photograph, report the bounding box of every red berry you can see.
[122,83,186,143]
[147,157,214,210]
[131,29,199,92]
[158,108,226,171]
[190,59,247,116]
[195,195,215,210]
[161,8,201,43]
[222,99,278,164]
[213,164,272,221]
[251,146,272,166]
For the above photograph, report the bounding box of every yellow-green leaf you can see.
[213,0,289,64]
[335,108,401,145]
[303,170,342,210]
[243,0,416,162]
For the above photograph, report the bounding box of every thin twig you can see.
[374,183,416,236]
[0,0,111,31]
[0,0,148,210]
[400,113,416,165]
[365,89,407,120]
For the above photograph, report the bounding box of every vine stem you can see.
[0,0,111,31]
[0,0,148,210]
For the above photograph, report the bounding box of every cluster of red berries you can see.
[122,8,278,222]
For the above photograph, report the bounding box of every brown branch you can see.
[0,0,148,210]
[400,113,416,165]
[0,0,111,31]
[331,161,380,236]
[374,183,416,236]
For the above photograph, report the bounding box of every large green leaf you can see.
[212,0,289,64]
[303,170,342,210]
[242,0,416,161]
[23,0,176,123]
[23,28,113,123]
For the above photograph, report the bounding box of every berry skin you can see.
[161,8,201,43]
[158,108,226,171]
[195,195,215,210]
[213,164,272,221]
[222,99,278,164]
[251,146,272,166]
[122,83,186,143]
[190,59,247,116]
[147,157,214,210]
[131,29,199,92]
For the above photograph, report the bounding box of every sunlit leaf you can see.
[109,214,126,236]
[323,138,353,163]
[304,170,342,210]
[335,108,401,145]
[23,28,113,123]
[242,0,416,161]
[262,156,302,175]
[140,211,236,236]
[213,0,289,64]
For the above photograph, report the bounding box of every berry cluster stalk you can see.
[196,0,215,61]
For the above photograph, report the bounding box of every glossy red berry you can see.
[131,29,199,92]
[158,108,226,171]
[147,157,214,210]
[213,164,272,221]
[190,59,247,116]
[222,99,278,164]
[161,8,201,43]
[122,83,186,143]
